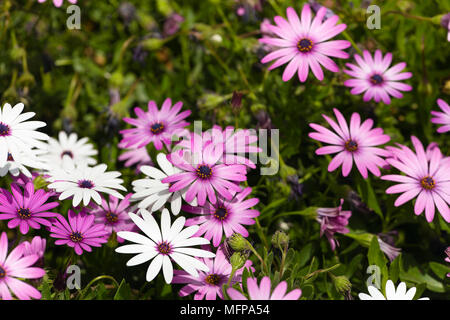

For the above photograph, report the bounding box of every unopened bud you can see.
[333,275,352,295]
[227,233,249,252]
[230,91,243,111]
[271,230,289,247]
[230,252,248,270]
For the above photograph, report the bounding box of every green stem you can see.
[78,275,120,300]
[245,239,269,275]
[384,11,434,23]
[304,264,341,280]
[222,267,237,299]
[341,30,362,55]
[278,242,288,278]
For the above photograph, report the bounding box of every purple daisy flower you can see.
[227,276,302,300]
[119,98,191,151]
[172,247,253,300]
[259,4,351,82]
[316,199,351,250]
[88,194,135,243]
[162,142,247,206]
[0,182,59,234]
[0,232,45,300]
[49,210,109,255]
[431,99,450,133]
[343,50,412,104]
[183,187,260,247]
[309,108,391,178]
[118,141,152,170]
[381,136,450,222]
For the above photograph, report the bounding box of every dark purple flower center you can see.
[297,38,313,53]
[157,241,172,255]
[420,176,435,190]
[17,207,31,219]
[370,74,384,85]
[7,153,14,161]
[205,273,221,286]
[196,164,212,180]
[78,179,94,189]
[61,150,74,158]
[70,232,84,243]
[150,122,165,135]
[0,265,6,279]
[106,211,119,224]
[344,139,358,152]
[0,123,11,137]
[213,206,228,221]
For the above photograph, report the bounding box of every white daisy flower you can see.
[47,160,126,207]
[42,131,98,169]
[0,148,47,177]
[131,153,197,215]
[0,102,49,167]
[359,280,430,300]
[116,208,215,284]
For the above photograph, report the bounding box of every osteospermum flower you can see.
[0,148,47,178]
[227,276,302,300]
[431,99,450,133]
[316,199,351,250]
[0,103,49,167]
[183,187,260,247]
[37,0,77,7]
[359,280,429,300]
[116,208,215,284]
[381,136,450,222]
[131,153,196,215]
[119,98,191,151]
[0,232,45,300]
[21,236,46,260]
[41,131,98,169]
[0,182,59,234]
[343,50,412,104]
[259,4,351,82]
[118,141,152,170]
[49,210,109,255]
[445,247,450,277]
[309,108,391,178]
[163,142,247,206]
[172,247,253,300]
[47,161,126,207]
[88,194,135,243]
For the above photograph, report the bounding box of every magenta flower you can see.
[183,187,260,247]
[21,236,46,260]
[118,142,152,169]
[49,210,109,255]
[309,108,391,178]
[0,232,45,300]
[316,199,351,250]
[227,276,302,300]
[0,182,59,234]
[378,237,401,262]
[445,247,450,277]
[162,142,247,206]
[119,98,191,151]
[172,247,253,300]
[88,194,135,243]
[431,99,450,133]
[381,136,450,222]
[37,0,77,7]
[344,50,412,104]
[259,4,350,82]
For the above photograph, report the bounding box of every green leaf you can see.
[345,253,364,279]
[389,255,402,283]
[114,279,132,300]
[429,262,450,279]
[356,176,383,219]
[297,243,313,269]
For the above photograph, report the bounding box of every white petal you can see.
[126,250,158,267]
[162,255,174,284]
[146,254,163,282]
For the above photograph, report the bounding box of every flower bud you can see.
[333,275,352,295]
[230,91,243,111]
[271,230,289,247]
[230,252,248,270]
[227,233,249,251]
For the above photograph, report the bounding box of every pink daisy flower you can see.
[172,247,253,300]
[49,210,109,255]
[381,136,450,222]
[0,232,45,300]
[343,50,412,104]
[119,98,191,151]
[37,0,77,7]
[227,276,302,300]
[183,187,260,247]
[309,108,391,178]
[118,142,152,170]
[21,236,46,260]
[316,199,351,250]
[162,142,247,206]
[445,247,450,277]
[431,99,450,133]
[0,182,59,234]
[88,194,135,243]
[259,4,351,82]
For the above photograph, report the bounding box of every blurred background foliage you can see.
[0,0,449,299]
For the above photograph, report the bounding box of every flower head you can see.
[344,50,412,104]
[431,99,450,133]
[381,136,450,222]
[119,98,191,151]
[0,182,59,234]
[183,187,260,247]
[0,148,47,178]
[172,247,253,300]
[359,280,429,300]
[116,208,215,284]
[316,199,351,250]
[118,142,152,170]
[259,4,350,82]
[49,210,109,255]
[0,232,45,300]
[227,276,302,300]
[309,108,391,178]
[37,0,77,7]
[21,236,46,260]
